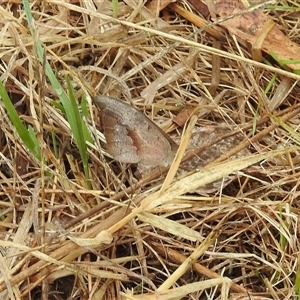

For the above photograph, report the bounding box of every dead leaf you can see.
[213,0,300,70]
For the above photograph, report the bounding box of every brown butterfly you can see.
[94,96,178,167]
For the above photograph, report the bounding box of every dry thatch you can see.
[0,0,300,299]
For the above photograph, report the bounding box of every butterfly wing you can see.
[94,96,178,167]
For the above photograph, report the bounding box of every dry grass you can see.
[0,0,300,299]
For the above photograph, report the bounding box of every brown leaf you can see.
[214,0,300,70]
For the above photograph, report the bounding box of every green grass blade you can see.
[112,0,118,18]
[66,77,90,180]
[0,80,41,160]
[23,0,93,181]
[23,0,92,142]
